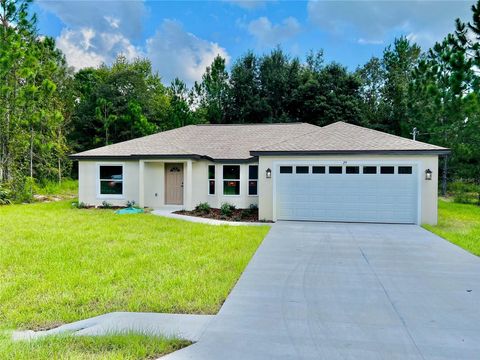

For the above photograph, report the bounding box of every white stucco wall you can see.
[191,161,259,210]
[143,162,164,208]
[78,160,139,207]
[78,159,259,210]
[257,155,439,225]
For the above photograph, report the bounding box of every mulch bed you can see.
[174,208,264,222]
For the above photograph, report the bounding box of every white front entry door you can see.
[275,163,418,224]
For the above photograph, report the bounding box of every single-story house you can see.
[71,121,449,225]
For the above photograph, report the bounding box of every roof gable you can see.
[251,122,448,154]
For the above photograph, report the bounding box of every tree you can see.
[195,55,230,124]
[408,10,480,187]
[225,52,268,123]
[356,57,386,127]
[0,0,70,199]
[293,54,361,126]
[258,47,301,122]
[70,56,171,152]
[382,36,421,136]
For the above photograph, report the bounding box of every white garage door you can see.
[275,163,418,224]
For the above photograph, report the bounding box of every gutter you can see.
[69,154,259,163]
[249,149,451,156]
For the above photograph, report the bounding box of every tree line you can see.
[1,0,480,201]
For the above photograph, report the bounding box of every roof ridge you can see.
[194,122,308,126]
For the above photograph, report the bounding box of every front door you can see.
[165,163,184,205]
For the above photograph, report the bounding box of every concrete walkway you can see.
[163,221,480,360]
[151,208,267,226]
[13,312,214,342]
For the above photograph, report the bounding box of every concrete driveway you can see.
[164,222,480,360]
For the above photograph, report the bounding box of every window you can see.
[296,166,309,174]
[346,166,360,174]
[223,165,240,195]
[380,166,395,174]
[208,165,215,195]
[363,166,377,174]
[248,165,258,196]
[329,166,342,174]
[280,166,293,174]
[398,166,413,174]
[312,166,325,174]
[99,165,123,195]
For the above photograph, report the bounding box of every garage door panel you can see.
[276,164,418,224]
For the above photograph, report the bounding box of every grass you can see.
[424,199,480,256]
[0,200,269,358]
[34,179,78,198]
[0,332,190,360]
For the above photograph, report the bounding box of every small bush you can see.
[101,201,113,209]
[126,200,136,208]
[73,201,87,209]
[35,179,78,197]
[249,203,258,211]
[220,202,235,217]
[195,202,211,214]
[240,209,251,219]
[449,181,480,205]
[0,184,12,205]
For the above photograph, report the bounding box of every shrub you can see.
[449,181,480,205]
[249,203,258,211]
[72,201,87,209]
[240,209,251,219]
[195,202,211,214]
[0,184,12,205]
[101,201,113,209]
[126,200,136,208]
[35,179,78,197]
[220,202,235,217]
[16,177,36,203]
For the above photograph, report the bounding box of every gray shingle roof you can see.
[71,121,448,161]
[251,122,448,154]
[71,123,320,160]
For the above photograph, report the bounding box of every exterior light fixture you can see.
[266,168,272,179]
[425,169,432,181]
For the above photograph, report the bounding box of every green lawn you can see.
[0,332,190,360]
[0,200,269,358]
[424,199,480,256]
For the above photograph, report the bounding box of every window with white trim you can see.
[248,165,258,196]
[223,165,240,195]
[208,165,215,195]
[99,165,123,195]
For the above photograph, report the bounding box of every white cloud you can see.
[146,20,230,85]
[307,0,472,48]
[39,1,230,83]
[38,0,146,39]
[358,38,384,45]
[104,16,120,30]
[56,28,106,69]
[248,16,301,46]
[225,0,267,9]
[56,27,142,70]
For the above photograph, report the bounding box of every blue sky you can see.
[34,1,473,85]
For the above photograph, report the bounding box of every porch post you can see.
[139,160,145,208]
[185,160,193,210]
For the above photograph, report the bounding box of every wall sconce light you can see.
[266,168,272,179]
[425,169,432,181]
